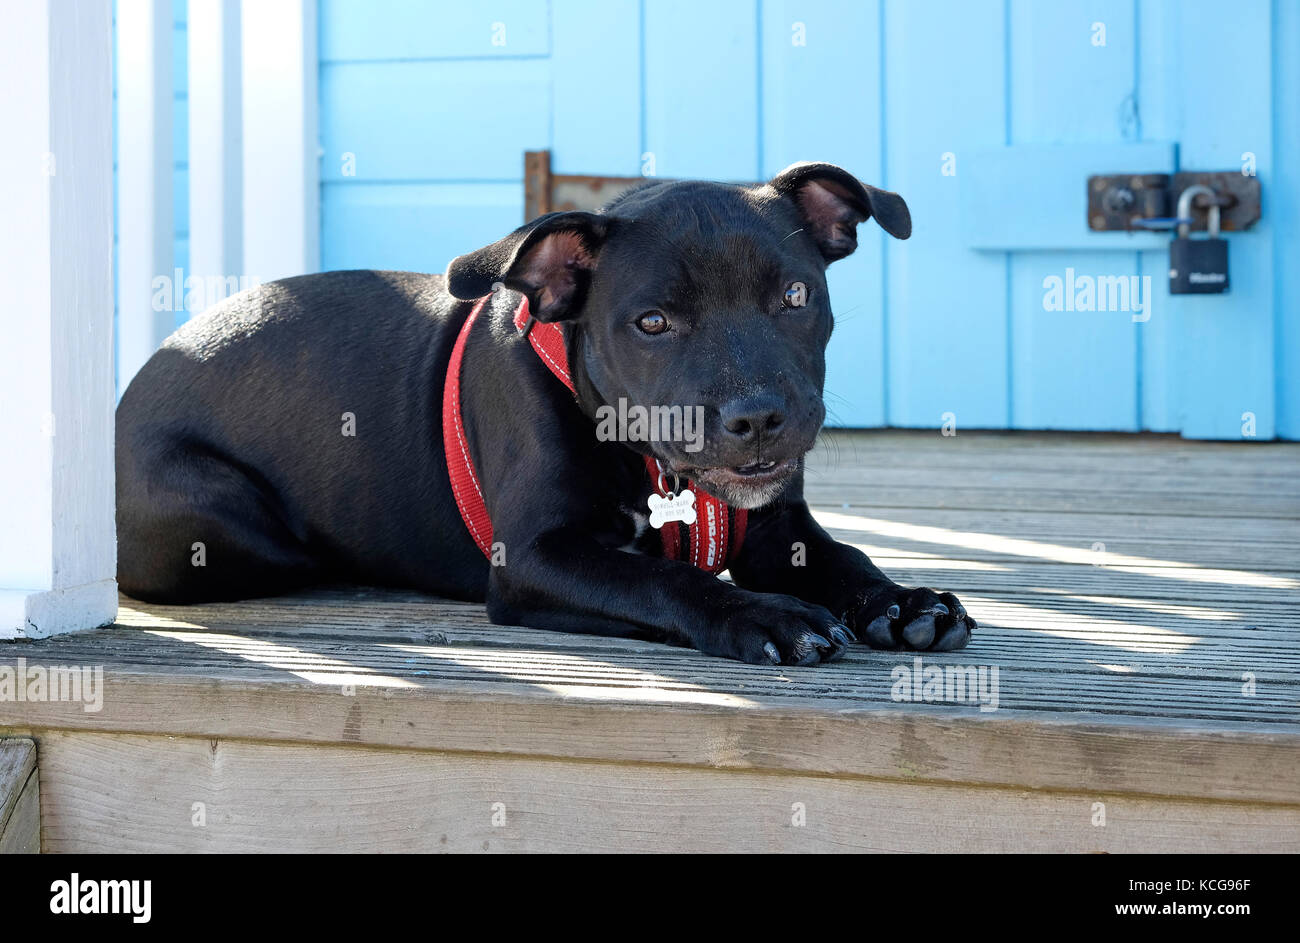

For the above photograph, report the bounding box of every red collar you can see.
[442,294,746,574]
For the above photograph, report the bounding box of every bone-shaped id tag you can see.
[648,488,696,529]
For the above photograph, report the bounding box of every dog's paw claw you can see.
[715,597,850,667]
[829,625,856,647]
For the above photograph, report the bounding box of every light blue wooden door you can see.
[316,0,1299,439]
[872,0,1296,439]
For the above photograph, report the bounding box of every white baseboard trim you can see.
[0,581,118,640]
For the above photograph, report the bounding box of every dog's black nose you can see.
[720,396,786,442]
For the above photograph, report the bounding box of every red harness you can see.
[442,294,747,574]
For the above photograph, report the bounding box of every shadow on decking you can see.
[101,509,1300,729]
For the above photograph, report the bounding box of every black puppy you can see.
[116,161,975,665]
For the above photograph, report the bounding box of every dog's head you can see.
[446,162,910,510]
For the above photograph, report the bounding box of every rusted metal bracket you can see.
[523,150,553,220]
[525,150,659,221]
[1087,171,1261,233]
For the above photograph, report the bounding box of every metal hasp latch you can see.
[1086,171,1261,234]
[1087,171,1260,297]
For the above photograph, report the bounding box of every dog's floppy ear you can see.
[445,211,610,322]
[768,162,911,261]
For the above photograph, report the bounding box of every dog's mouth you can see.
[695,457,795,485]
[662,455,802,509]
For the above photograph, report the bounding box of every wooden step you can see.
[1,431,1297,852]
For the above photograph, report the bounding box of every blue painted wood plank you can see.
[1166,0,1275,439]
[643,0,758,180]
[173,95,186,168]
[1009,252,1144,430]
[1134,0,1181,432]
[961,143,1175,250]
[320,182,523,275]
[1009,0,1137,142]
[759,0,880,176]
[320,0,548,61]
[172,237,190,330]
[1136,0,1282,439]
[173,22,186,95]
[883,0,1009,429]
[1007,0,1139,431]
[762,0,885,427]
[1274,0,1300,440]
[173,166,187,237]
[319,60,549,181]
[551,0,640,175]
[1135,249,1177,431]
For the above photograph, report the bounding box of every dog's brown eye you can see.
[636,311,669,335]
[782,281,810,308]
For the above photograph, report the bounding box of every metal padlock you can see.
[1169,184,1229,294]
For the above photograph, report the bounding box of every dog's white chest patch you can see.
[618,506,652,553]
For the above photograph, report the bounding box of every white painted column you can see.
[242,0,320,282]
[0,0,117,638]
[189,0,244,301]
[116,0,175,390]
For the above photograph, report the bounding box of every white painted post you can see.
[189,0,244,304]
[0,0,117,638]
[116,0,175,391]
[241,0,320,283]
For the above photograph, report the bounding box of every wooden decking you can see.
[2,431,1298,852]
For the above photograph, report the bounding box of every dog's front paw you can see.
[848,586,975,652]
[710,595,855,667]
